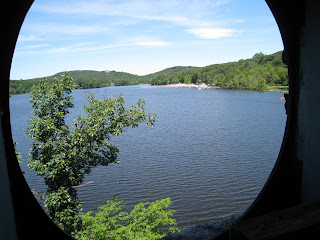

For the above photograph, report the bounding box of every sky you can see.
[11,0,284,80]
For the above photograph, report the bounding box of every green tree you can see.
[74,197,179,240]
[257,78,267,91]
[184,75,192,84]
[27,72,157,233]
[13,140,23,163]
[253,52,265,64]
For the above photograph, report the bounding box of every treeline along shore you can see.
[10,51,288,95]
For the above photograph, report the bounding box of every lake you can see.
[10,85,286,229]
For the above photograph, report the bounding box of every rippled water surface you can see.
[10,85,286,228]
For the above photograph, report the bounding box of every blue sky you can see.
[11,0,283,80]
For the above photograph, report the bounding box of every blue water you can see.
[10,85,286,228]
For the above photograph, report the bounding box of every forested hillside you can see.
[10,70,144,95]
[150,51,287,91]
[141,66,198,80]
[10,51,288,95]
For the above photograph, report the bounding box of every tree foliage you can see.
[74,197,179,240]
[26,72,157,233]
[10,51,287,95]
[13,140,23,163]
[150,51,288,91]
[10,70,144,95]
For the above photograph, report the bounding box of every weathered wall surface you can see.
[0,118,17,240]
[299,0,320,202]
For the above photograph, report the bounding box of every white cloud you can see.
[16,44,49,50]
[213,0,231,7]
[135,41,171,47]
[15,40,171,55]
[18,35,46,42]
[186,28,236,39]
[32,0,225,27]
[69,40,171,53]
[24,23,107,36]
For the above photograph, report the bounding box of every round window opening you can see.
[10,0,287,237]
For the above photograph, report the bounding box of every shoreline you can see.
[143,83,221,90]
[265,89,288,93]
[143,83,288,93]
[12,83,288,95]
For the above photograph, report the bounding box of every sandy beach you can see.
[143,83,221,90]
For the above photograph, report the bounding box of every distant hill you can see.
[149,51,288,91]
[10,70,142,95]
[9,51,287,95]
[137,66,198,83]
[145,66,198,77]
[10,67,198,95]
[52,70,142,88]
